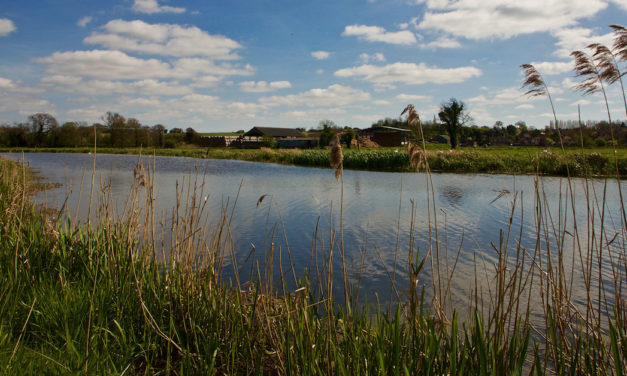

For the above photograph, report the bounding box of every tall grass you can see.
[1,132,626,374]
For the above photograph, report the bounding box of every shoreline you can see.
[1,145,627,178]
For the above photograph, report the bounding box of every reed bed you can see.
[0,139,625,375]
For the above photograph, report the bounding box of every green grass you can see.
[0,154,626,374]
[3,144,627,177]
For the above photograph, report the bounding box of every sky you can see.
[1,0,627,132]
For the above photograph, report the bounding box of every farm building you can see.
[243,127,305,139]
[360,126,411,147]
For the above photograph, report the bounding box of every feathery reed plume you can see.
[588,43,622,84]
[330,133,343,180]
[609,24,627,61]
[401,104,420,126]
[588,41,627,118]
[406,142,423,171]
[521,64,565,148]
[571,50,604,95]
[402,104,425,171]
[520,64,548,97]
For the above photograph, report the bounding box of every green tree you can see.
[185,127,198,144]
[318,119,338,147]
[438,98,468,148]
[341,127,355,148]
[29,113,59,146]
[106,112,126,147]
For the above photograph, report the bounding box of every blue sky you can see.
[1,0,626,131]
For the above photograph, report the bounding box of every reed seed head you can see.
[587,43,621,85]
[401,104,420,127]
[330,133,343,180]
[571,50,602,95]
[520,64,547,97]
[609,24,627,61]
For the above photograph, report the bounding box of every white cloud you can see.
[85,19,241,59]
[0,77,15,89]
[334,62,482,86]
[35,50,172,80]
[515,104,534,110]
[342,25,417,45]
[610,0,627,10]
[132,0,185,14]
[468,87,533,106]
[359,53,386,63]
[0,18,16,36]
[239,80,292,93]
[259,84,371,108]
[316,69,324,74]
[396,94,431,102]
[0,92,54,115]
[552,27,614,58]
[530,61,573,75]
[311,51,331,60]
[77,16,93,28]
[35,50,254,81]
[416,0,608,40]
[420,36,460,49]
[41,76,193,96]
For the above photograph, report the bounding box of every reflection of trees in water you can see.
[438,185,466,207]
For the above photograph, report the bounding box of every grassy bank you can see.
[3,145,627,177]
[1,154,626,374]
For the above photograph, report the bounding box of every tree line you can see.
[0,112,201,148]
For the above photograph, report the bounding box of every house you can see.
[360,126,411,147]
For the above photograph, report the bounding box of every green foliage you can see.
[438,98,467,149]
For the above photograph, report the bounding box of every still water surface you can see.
[3,152,624,316]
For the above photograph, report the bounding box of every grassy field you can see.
[0,151,625,374]
[3,144,627,178]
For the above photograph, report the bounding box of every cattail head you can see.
[609,24,627,61]
[571,50,601,95]
[520,64,547,97]
[330,133,343,180]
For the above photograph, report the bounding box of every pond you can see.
[3,152,625,324]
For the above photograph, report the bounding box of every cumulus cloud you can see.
[311,51,331,60]
[334,62,482,86]
[359,53,386,63]
[239,81,291,93]
[34,50,254,81]
[420,36,460,49]
[41,76,193,96]
[343,25,417,45]
[530,61,573,75]
[77,16,92,28]
[0,77,15,89]
[132,0,185,14]
[551,27,614,58]
[85,19,242,59]
[259,84,371,108]
[416,0,607,40]
[0,18,16,36]
[35,50,172,80]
